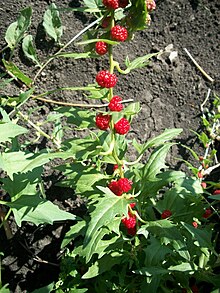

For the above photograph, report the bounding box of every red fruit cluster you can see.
[146,0,156,11]
[111,25,128,42]
[114,118,130,135]
[95,113,111,130]
[122,212,136,229]
[102,0,129,9]
[108,96,123,112]
[108,177,132,196]
[96,70,117,88]
[95,41,108,55]
[161,209,172,219]
[202,208,212,219]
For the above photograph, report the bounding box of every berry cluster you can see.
[108,177,132,196]
[95,41,108,55]
[122,212,137,235]
[108,96,123,112]
[96,70,117,88]
[102,0,129,10]
[114,117,130,135]
[95,113,111,130]
[161,209,172,219]
[111,25,128,42]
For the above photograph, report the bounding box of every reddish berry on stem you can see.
[129,202,136,209]
[202,208,212,219]
[122,212,136,229]
[95,113,111,130]
[213,189,220,195]
[192,221,198,228]
[146,0,156,11]
[111,25,128,42]
[126,226,136,236]
[161,210,172,219]
[201,182,207,189]
[102,0,119,9]
[108,96,123,112]
[114,118,130,135]
[197,171,203,179]
[95,41,108,55]
[96,70,117,88]
[108,178,132,196]
[101,16,111,28]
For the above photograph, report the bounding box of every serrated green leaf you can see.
[139,128,182,155]
[0,122,28,143]
[123,102,141,116]
[142,143,174,180]
[168,262,197,272]
[43,3,63,43]
[56,163,109,194]
[0,195,76,226]
[2,60,32,86]
[83,192,128,262]
[5,7,32,49]
[61,220,86,248]
[55,107,96,130]
[22,35,40,66]
[82,252,124,279]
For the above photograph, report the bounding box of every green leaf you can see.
[0,285,10,293]
[83,191,128,262]
[181,222,212,249]
[138,128,182,155]
[61,220,86,248]
[168,262,197,272]
[5,7,32,49]
[142,143,174,180]
[56,163,109,194]
[82,252,124,279]
[2,60,32,86]
[133,267,168,276]
[22,35,40,66]
[55,52,100,59]
[0,122,28,143]
[125,53,158,71]
[31,282,54,293]
[43,3,63,43]
[0,195,76,226]
[55,107,96,130]
[127,0,147,31]
[83,0,102,9]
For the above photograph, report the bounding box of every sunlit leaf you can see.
[22,35,40,66]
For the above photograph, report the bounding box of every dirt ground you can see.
[0,0,220,292]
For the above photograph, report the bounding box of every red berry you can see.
[96,70,117,88]
[111,25,128,42]
[108,177,132,196]
[191,285,199,293]
[95,113,111,130]
[113,164,124,171]
[146,0,156,11]
[114,118,130,135]
[199,156,204,161]
[161,210,172,219]
[197,171,203,179]
[126,226,136,236]
[202,208,212,219]
[201,182,207,189]
[108,96,123,112]
[213,189,220,195]
[192,221,198,228]
[95,41,108,55]
[103,0,119,9]
[122,212,136,229]
[129,202,136,209]
[119,0,129,8]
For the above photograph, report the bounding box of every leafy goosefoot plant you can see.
[52,1,219,293]
[0,0,219,292]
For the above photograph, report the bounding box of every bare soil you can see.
[0,0,220,292]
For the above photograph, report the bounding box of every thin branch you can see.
[33,17,102,83]
[184,48,214,83]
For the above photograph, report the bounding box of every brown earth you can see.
[0,0,220,292]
